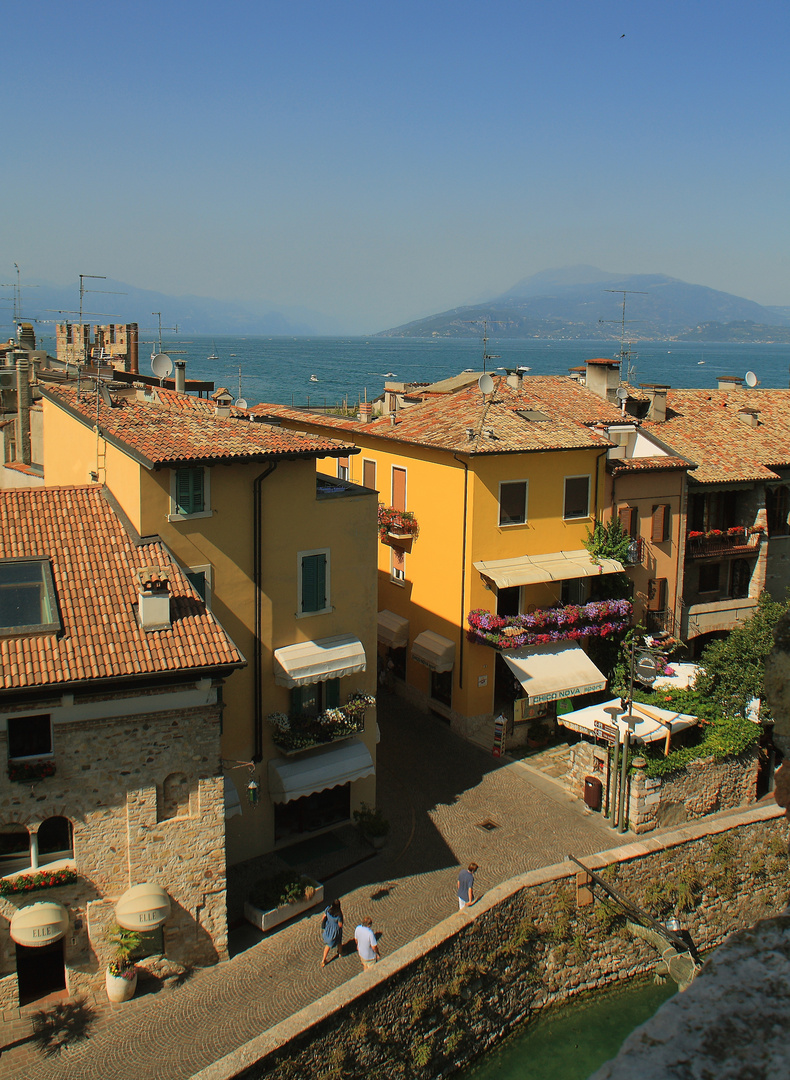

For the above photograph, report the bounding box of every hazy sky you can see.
[3,0,788,333]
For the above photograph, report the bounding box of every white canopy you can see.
[558,697,699,744]
[653,662,700,691]
[115,883,172,931]
[474,549,624,589]
[273,634,366,688]
[377,609,409,649]
[224,774,243,819]
[411,630,456,672]
[268,737,374,804]
[10,901,69,947]
[504,641,607,704]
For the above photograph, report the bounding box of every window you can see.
[392,467,407,512]
[169,467,211,520]
[497,586,520,616]
[391,547,405,583]
[618,506,637,537]
[0,558,59,636]
[291,679,340,717]
[430,669,453,708]
[185,563,212,606]
[499,481,528,526]
[563,476,591,520]
[161,773,191,820]
[299,550,329,614]
[7,714,52,760]
[647,578,667,612]
[731,559,751,599]
[698,563,720,593]
[37,816,73,864]
[651,504,670,543]
[274,783,350,842]
[337,456,350,481]
[363,459,376,490]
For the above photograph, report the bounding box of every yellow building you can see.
[39,381,379,865]
[255,371,632,749]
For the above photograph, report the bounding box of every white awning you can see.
[504,642,607,704]
[268,737,374,804]
[377,609,409,649]
[224,774,243,819]
[558,698,699,744]
[273,634,366,688]
[474,549,625,589]
[10,901,70,947]
[411,630,456,672]
[115,883,172,931]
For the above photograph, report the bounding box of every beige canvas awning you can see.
[268,737,375,804]
[115,883,172,931]
[411,630,456,672]
[558,698,698,744]
[377,609,409,649]
[474,549,624,589]
[10,901,70,947]
[504,642,607,704]
[273,634,366,688]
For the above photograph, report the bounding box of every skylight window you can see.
[0,558,60,636]
[516,409,551,423]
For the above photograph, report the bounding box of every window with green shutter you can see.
[300,552,327,613]
[175,468,205,515]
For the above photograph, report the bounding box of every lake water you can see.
[460,976,676,1080]
[36,333,790,407]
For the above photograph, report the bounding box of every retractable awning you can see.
[411,630,456,672]
[10,901,69,947]
[558,698,698,744]
[224,774,243,819]
[273,634,366,688]
[504,641,607,704]
[377,609,410,649]
[268,737,375,804]
[474,549,624,589]
[115,883,172,931]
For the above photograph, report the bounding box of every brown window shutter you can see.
[392,467,407,511]
[363,459,376,489]
[651,504,669,543]
[618,506,636,537]
[647,577,667,611]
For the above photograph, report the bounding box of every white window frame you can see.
[297,547,331,617]
[563,474,591,521]
[185,563,213,608]
[498,479,529,527]
[337,458,350,481]
[168,467,213,522]
[390,547,406,584]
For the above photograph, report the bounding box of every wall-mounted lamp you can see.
[247,779,260,807]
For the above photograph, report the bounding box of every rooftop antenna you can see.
[235,365,248,409]
[150,312,180,357]
[481,318,500,373]
[600,289,647,383]
[1,264,39,326]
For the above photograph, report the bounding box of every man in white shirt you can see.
[354,916,380,970]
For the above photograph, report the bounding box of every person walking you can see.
[457,862,478,910]
[354,916,380,970]
[320,899,344,967]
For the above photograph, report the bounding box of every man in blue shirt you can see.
[457,862,478,910]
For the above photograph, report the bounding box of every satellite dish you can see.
[235,398,248,410]
[616,387,628,401]
[151,352,173,379]
[745,371,759,388]
[478,373,494,396]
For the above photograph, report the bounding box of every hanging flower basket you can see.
[377,505,419,543]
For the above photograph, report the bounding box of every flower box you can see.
[8,760,56,783]
[244,879,324,932]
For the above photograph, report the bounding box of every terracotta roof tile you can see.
[0,486,244,691]
[608,455,693,476]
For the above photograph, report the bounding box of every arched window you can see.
[0,824,31,876]
[36,816,74,865]
[161,773,190,820]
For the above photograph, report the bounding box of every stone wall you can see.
[0,697,228,1007]
[567,739,759,834]
[191,806,788,1080]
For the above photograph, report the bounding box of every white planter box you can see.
[244,879,324,932]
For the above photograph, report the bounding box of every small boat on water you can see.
[383,372,396,377]
[310,374,318,382]
[207,340,219,361]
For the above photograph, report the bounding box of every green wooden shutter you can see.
[290,686,304,715]
[324,679,340,709]
[301,554,326,612]
[175,468,204,515]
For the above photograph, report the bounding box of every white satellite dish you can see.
[616,387,628,401]
[151,352,173,379]
[745,370,759,388]
[478,373,494,396]
[235,398,248,410]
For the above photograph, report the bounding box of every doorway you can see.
[16,939,66,1005]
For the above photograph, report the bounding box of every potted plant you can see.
[105,923,141,1002]
[353,802,390,849]
[244,872,324,932]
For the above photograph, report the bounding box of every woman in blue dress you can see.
[320,899,344,967]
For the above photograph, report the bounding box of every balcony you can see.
[685,528,763,559]
[378,505,419,548]
[467,600,632,650]
[268,693,375,755]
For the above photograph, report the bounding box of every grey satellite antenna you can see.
[151,352,173,382]
[616,386,628,401]
[235,398,248,410]
[478,372,494,397]
[745,370,759,388]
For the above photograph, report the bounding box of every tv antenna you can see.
[600,289,647,383]
[481,318,500,373]
[235,365,247,409]
[151,311,180,355]
[1,263,39,325]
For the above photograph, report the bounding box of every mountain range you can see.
[377,267,790,342]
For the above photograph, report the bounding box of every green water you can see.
[462,977,676,1080]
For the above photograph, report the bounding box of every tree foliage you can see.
[584,518,633,602]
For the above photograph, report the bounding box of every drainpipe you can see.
[253,463,278,761]
[453,453,470,690]
[593,447,608,522]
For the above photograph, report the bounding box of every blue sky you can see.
[3,0,788,332]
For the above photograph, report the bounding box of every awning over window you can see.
[115,883,172,931]
[377,609,409,649]
[268,737,374,804]
[10,901,69,947]
[273,634,366,688]
[558,698,698,744]
[411,630,456,672]
[474,549,624,589]
[504,642,607,704]
[224,774,243,820]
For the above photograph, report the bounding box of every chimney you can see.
[584,358,621,401]
[136,566,172,630]
[128,324,139,374]
[175,360,186,394]
[17,322,36,351]
[211,387,233,418]
[718,375,743,391]
[506,371,521,389]
[15,353,32,464]
[357,401,373,423]
[643,385,669,422]
[739,407,759,428]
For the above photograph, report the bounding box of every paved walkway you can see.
[0,697,615,1079]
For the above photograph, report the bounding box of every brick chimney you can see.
[136,566,172,631]
[357,401,373,423]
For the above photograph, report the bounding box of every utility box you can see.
[584,775,603,811]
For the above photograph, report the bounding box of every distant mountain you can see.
[377,268,790,341]
[11,279,341,338]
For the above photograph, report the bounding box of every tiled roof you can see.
[254,375,624,454]
[0,486,244,691]
[642,388,790,483]
[41,384,349,467]
[608,455,693,477]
